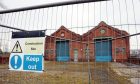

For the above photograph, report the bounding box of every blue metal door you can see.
[56,41,69,61]
[95,40,112,62]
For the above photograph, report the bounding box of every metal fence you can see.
[0,0,140,84]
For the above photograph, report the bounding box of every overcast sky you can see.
[0,0,70,9]
[0,0,140,51]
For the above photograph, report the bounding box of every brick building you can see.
[45,25,82,61]
[45,21,130,62]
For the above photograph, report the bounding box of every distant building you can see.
[45,21,130,62]
[130,49,140,57]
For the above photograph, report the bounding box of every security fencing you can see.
[0,0,140,84]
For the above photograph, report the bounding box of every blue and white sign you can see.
[9,53,23,70]
[9,53,44,72]
[9,31,45,73]
[23,54,43,71]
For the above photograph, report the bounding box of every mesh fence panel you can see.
[0,0,140,84]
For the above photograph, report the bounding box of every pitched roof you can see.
[82,21,129,37]
[51,25,81,37]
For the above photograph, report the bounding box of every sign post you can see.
[9,30,45,72]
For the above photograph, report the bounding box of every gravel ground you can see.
[0,61,132,84]
[92,62,131,84]
[111,62,140,84]
[0,62,92,84]
[111,62,140,77]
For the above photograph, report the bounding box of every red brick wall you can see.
[82,22,130,62]
[45,26,82,61]
[45,37,55,61]
[69,41,82,61]
[45,22,130,62]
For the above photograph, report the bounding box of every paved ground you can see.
[0,61,133,84]
[92,62,131,84]
[111,62,140,84]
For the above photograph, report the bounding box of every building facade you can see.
[45,21,130,62]
[45,25,82,61]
